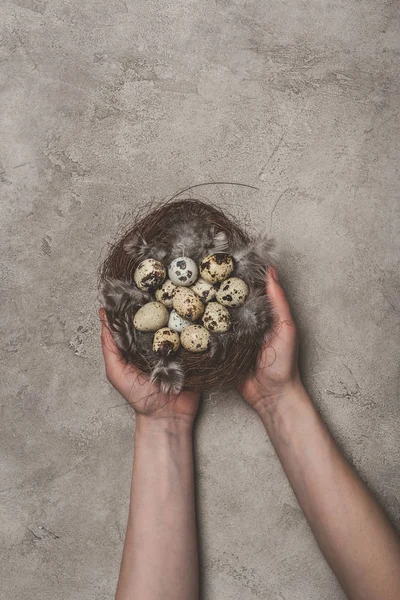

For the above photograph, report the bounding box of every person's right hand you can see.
[99,308,199,425]
[239,267,302,413]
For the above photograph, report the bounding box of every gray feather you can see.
[206,229,229,255]
[233,233,276,288]
[209,331,233,360]
[232,295,273,338]
[150,360,185,394]
[168,221,229,262]
[124,232,168,262]
[99,277,150,313]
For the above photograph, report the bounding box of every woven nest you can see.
[98,198,275,393]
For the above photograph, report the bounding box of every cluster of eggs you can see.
[132,253,249,356]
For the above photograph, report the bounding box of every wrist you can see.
[254,378,310,421]
[135,413,195,436]
[257,383,323,453]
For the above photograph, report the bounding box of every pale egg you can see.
[168,310,191,333]
[133,302,169,332]
[199,253,234,284]
[134,258,166,291]
[153,327,180,356]
[172,287,204,321]
[155,279,177,307]
[190,278,216,303]
[216,277,249,307]
[168,256,198,286]
[181,325,210,353]
[202,301,231,332]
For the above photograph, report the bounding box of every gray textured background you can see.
[1,0,399,598]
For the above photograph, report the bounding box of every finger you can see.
[266,267,293,324]
[98,308,123,372]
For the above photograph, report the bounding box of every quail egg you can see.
[168,256,198,286]
[202,301,231,332]
[173,287,204,321]
[199,253,234,284]
[134,258,166,291]
[133,302,169,332]
[155,279,177,307]
[181,325,210,353]
[153,327,180,356]
[168,309,191,333]
[190,278,216,303]
[216,277,249,307]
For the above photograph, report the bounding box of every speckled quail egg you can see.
[153,327,180,356]
[168,309,192,333]
[168,256,198,286]
[190,278,216,303]
[181,325,210,353]
[172,287,204,322]
[134,259,166,291]
[216,277,249,307]
[155,279,177,307]
[202,301,231,333]
[199,253,234,284]
[133,302,169,332]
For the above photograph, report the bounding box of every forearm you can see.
[115,415,199,600]
[258,383,400,600]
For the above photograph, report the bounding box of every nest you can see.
[98,198,275,393]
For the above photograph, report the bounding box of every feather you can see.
[99,277,152,362]
[124,232,168,262]
[168,219,203,260]
[233,232,275,262]
[150,359,185,394]
[108,314,137,358]
[134,331,154,359]
[206,228,229,255]
[99,277,150,313]
[208,331,233,360]
[232,295,273,339]
[167,220,229,263]
[233,232,276,288]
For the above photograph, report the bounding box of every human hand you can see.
[99,308,199,425]
[239,267,302,413]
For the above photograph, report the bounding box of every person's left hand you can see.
[99,308,199,424]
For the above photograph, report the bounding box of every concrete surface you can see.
[1,0,399,598]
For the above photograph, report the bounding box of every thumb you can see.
[266,267,293,324]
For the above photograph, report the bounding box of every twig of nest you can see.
[98,198,275,394]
